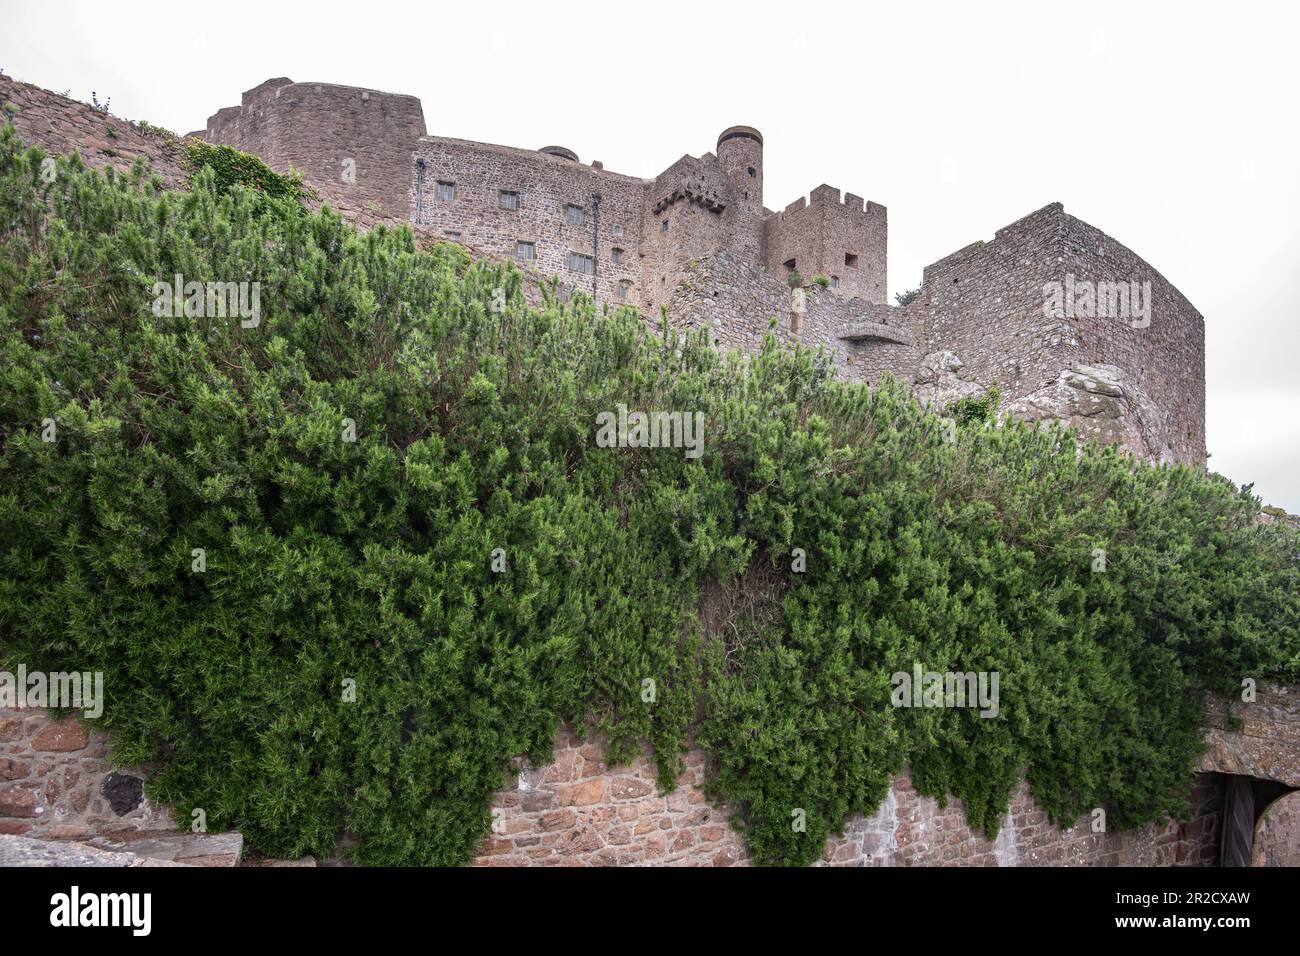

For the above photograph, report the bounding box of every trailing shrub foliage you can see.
[183,138,314,205]
[1,127,1297,866]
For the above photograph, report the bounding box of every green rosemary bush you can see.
[1,127,1295,866]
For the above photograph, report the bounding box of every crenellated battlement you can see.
[764,183,888,304]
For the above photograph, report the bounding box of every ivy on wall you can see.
[184,138,314,205]
[1,128,1296,866]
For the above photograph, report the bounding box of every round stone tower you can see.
[716,126,764,264]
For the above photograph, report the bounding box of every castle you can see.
[2,71,1295,870]
[195,77,1207,467]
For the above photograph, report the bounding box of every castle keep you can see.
[196,77,1205,466]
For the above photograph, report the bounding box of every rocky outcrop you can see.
[913,350,989,410]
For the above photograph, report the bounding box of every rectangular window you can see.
[566,204,584,226]
[566,251,595,274]
[612,224,624,238]
[845,253,858,268]
[515,241,536,261]
[831,275,840,289]
[660,219,669,233]
[611,247,624,266]
[617,281,631,301]
[784,258,797,272]
[499,190,519,210]
[436,181,455,202]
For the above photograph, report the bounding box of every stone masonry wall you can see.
[412,136,650,308]
[1055,212,1206,464]
[918,202,1205,465]
[475,726,1225,867]
[765,185,888,304]
[201,78,427,230]
[668,253,919,386]
[0,707,173,841]
[0,73,188,188]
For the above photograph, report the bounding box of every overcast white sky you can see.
[3,0,1296,510]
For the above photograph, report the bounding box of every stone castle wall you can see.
[411,135,648,307]
[0,73,188,188]
[201,78,426,228]
[191,76,1205,467]
[764,185,888,304]
[916,203,1205,463]
[475,727,1225,867]
[667,253,920,386]
[9,687,1299,866]
[1056,212,1206,464]
[1,73,1207,469]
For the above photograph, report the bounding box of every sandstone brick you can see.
[556,826,602,856]
[610,776,652,800]
[541,810,576,832]
[479,838,513,857]
[558,779,605,807]
[0,787,39,818]
[543,749,579,784]
[31,718,89,753]
[45,825,90,839]
[519,791,553,812]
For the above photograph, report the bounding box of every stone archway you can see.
[1251,790,1300,867]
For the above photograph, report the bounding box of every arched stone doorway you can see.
[1251,790,1300,867]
